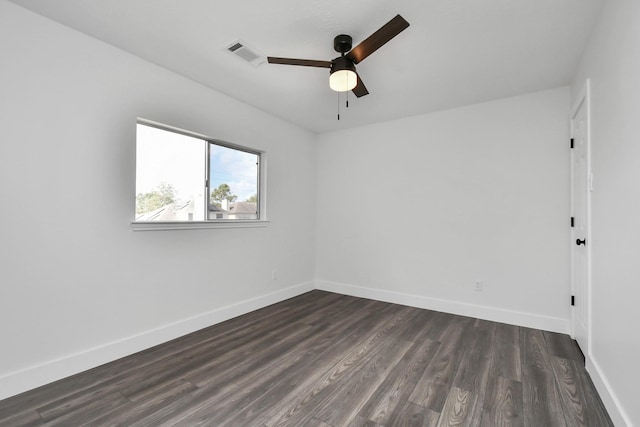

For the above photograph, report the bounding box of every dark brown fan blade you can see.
[346,14,410,64]
[267,57,332,68]
[352,72,369,97]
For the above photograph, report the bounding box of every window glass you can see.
[209,144,258,220]
[135,122,261,222]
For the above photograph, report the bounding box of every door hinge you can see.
[570,138,574,149]
[570,217,575,227]
[571,295,575,306]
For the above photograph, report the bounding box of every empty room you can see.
[0,0,638,426]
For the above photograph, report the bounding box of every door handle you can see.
[576,238,586,246]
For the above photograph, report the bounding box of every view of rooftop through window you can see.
[135,123,259,221]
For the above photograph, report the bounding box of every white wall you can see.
[571,1,640,425]
[316,88,571,332]
[0,1,316,399]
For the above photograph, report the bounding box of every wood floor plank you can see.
[480,375,523,427]
[579,369,615,427]
[40,391,130,426]
[453,321,494,395]
[0,409,43,427]
[349,415,385,427]
[89,379,198,426]
[391,401,440,427]
[358,338,440,425]
[482,323,522,427]
[0,291,613,427]
[438,321,494,427]
[550,356,590,427]
[397,309,437,344]
[0,353,145,422]
[520,328,567,427]
[543,331,585,363]
[306,418,335,427]
[436,386,479,427]
[312,338,416,426]
[262,307,419,427]
[35,372,135,422]
[421,311,458,342]
[550,356,613,427]
[492,323,522,382]
[408,317,475,412]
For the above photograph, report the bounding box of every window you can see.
[134,120,261,225]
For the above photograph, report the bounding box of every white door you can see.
[570,82,591,356]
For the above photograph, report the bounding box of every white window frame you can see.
[131,118,268,231]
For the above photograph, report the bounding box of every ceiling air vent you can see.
[225,40,266,66]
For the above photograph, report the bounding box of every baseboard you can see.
[0,281,314,401]
[586,355,632,427]
[315,280,570,334]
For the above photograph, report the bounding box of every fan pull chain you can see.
[346,90,349,108]
[337,92,340,120]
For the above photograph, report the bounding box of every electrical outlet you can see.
[474,280,483,292]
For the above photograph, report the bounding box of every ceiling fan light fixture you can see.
[329,57,357,92]
[330,69,357,92]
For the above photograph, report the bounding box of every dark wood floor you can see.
[1,291,613,426]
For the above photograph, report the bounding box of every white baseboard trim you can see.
[315,280,570,334]
[586,355,632,427]
[0,281,314,401]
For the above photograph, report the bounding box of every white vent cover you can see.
[225,40,266,66]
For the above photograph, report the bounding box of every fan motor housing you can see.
[331,56,356,74]
[334,34,353,53]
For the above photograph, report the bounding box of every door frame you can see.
[570,79,592,356]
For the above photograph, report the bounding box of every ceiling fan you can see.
[267,14,410,98]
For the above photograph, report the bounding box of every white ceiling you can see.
[10,0,602,133]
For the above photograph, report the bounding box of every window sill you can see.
[131,220,269,231]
